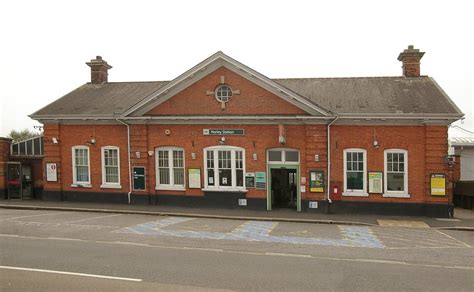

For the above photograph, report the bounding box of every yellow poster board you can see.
[430,174,446,196]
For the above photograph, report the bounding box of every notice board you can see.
[46,163,58,182]
[245,173,255,188]
[430,173,446,196]
[368,172,383,194]
[255,172,266,189]
[188,168,201,189]
[309,170,324,192]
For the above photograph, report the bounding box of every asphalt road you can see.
[1,209,473,291]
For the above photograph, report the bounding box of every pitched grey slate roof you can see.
[32,81,168,117]
[274,76,461,115]
[31,76,462,118]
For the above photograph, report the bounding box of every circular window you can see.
[215,85,233,103]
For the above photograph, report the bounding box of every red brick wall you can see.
[329,125,449,204]
[0,138,12,193]
[43,124,62,192]
[425,126,451,203]
[146,67,308,116]
[43,124,129,195]
[141,124,309,199]
[43,122,451,206]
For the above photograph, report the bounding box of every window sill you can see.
[202,188,248,193]
[71,183,92,188]
[100,184,122,189]
[156,186,186,191]
[342,192,369,197]
[383,193,410,198]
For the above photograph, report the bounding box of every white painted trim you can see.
[382,193,410,198]
[122,51,331,117]
[101,146,121,187]
[100,184,122,189]
[342,192,369,197]
[343,148,367,195]
[266,148,300,164]
[384,149,409,196]
[70,184,92,188]
[201,188,248,193]
[203,146,246,190]
[71,145,91,185]
[155,186,186,191]
[155,147,185,189]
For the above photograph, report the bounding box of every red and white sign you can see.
[46,163,57,182]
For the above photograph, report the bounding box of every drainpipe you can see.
[116,119,132,204]
[326,116,339,204]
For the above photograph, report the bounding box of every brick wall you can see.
[146,67,308,116]
[43,124,129,195]
[0,138,12,195]
[424,125,451,203]
[329,125,449,204]
[42,123,451,206]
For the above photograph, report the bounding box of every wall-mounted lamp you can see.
[191,152,196,160]
[373,140,379,149]
[314,154,320,162]
[373,129,379,149]
[52,137,59,144]
[135,151,141,159]
[148,150,154,157]
[219,136,226,144]
[252,153,257,161]
[86,137,96,145]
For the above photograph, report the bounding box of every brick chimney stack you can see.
[86,56,112,84]
[397,45,425,77]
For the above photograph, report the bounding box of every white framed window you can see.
[215,85,233,103]
[72,146,91,187]
[267,148,300,164]
[101,146,121,188]
[384,149,409,198]
[343,148,367,196]
[156,147,185,190]
[204,146,245,191]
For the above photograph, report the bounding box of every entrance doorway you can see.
[271,168,297,208]
[6,162,33,199]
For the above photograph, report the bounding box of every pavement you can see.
[0,199,473,230]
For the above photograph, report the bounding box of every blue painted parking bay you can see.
[115,217,385,249]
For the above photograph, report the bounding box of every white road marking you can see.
[2,233,473,271]
[265,252,312,258]
[0,211,72,221]
[65,213,122,224]
[0,266,142,282]
[434,229,472,247]
[47,237,87,242]
[113,241,151,247]
[7,220,118,229]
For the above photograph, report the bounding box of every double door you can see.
[7,163,32,199]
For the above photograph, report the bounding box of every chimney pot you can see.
[397,45,425,77]
[86,56,112,84]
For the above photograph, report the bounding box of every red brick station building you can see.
[26,46,463,217]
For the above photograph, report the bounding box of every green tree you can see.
[7,128,40,142]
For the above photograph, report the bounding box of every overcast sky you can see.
[1,0,472,137]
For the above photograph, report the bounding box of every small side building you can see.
[450,137,474,209]
[0,136,44,199]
